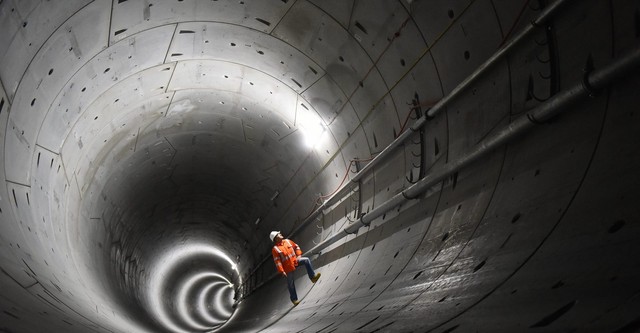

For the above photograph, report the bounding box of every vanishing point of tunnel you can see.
[1,0,639,332]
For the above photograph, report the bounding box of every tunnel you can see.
[1,0,639,332]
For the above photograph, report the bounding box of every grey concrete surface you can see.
[1,0,639,332]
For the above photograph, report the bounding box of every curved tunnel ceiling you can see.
[1,0,639,332]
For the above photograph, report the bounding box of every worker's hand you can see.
[281,272,287,278]
[296,256,301,261]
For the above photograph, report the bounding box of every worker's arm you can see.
[291,240,302,257]
[271,247,286,277]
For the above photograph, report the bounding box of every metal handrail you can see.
[304,45,640,257]
[239,0,573,298]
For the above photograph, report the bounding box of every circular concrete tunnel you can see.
[0,0,639,332]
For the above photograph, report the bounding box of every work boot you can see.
[292,299,300,306]
[311,273,321,283]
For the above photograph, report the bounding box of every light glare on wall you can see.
[297,110,326,148]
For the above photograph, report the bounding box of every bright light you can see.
[297,109,326,148]
[147,243,240,333]
[212,284,234,318]
[176,272,230,330]
[198,281,228,323]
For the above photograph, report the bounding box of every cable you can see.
[318,157,373,200]
[302,156,374,220]
[397,100,440,136]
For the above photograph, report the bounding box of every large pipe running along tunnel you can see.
[0,0,639,332]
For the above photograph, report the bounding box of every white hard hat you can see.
[269,231,281,242]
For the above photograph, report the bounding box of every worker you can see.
[270,231,321,305]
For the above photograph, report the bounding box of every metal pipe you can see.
[244,0,572,290]
[425,0,571,120]
[304,45,640,257]
[288,0,570,239]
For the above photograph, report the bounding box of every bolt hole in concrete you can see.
[530,300,578,328]
[473,259,486,272]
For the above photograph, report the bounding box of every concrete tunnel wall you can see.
[0,0,639,332]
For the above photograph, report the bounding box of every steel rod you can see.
[288,0,571,241]
[244,0,573,291]
[305,45,640,257]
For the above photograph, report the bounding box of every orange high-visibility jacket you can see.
[272,239,302,274]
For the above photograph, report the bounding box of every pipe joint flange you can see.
[401,191,415,201]
[344,227,357,235]
[359,213,370,227]
[424,109,435,121]
[527,113,545,125]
